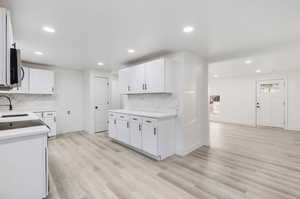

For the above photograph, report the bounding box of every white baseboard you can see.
[176,142,204,156]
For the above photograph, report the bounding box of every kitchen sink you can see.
[1,114,29,118]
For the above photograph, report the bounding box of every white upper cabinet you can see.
[119,57,172,94]
[133,64,145,93]
[29,68,55,94]
[144,58,165,93]
[118,68,130,94]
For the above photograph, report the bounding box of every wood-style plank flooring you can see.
[48,122,300,199]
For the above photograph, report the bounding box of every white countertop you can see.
[0,126,48,141]
[109,109,177,119]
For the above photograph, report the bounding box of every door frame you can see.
[93,75,110,133]
[255,78,288,129]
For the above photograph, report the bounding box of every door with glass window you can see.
[256,79,285,128]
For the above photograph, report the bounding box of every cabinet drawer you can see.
[142,118,157,125]
[117,114,129,120]
[108,112,117,119]
[130,116,142,122]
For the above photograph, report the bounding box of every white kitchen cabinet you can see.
[108,110,176,160]
[142,118,158,156]
[129,116,142,149]
[144,59,165,93]
[133,64,145,93]
[116,114,130,144]
[119,57,172,94]
[108,112,117,139]
[0,8,14,87]
[29,68,55,94]
[0,132,48,199]
[35,111,57,137]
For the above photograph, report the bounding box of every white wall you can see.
[209,72,300,131]
[0,64,85,134]
[287,72,300,131]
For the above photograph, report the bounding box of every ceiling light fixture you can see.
[183,26,195,33]
[245,59,253,64]
[213,74,219,78]
[128,49,135,53]
[256,69,261,73]
[42,26,55,33]
[34,51,44,55]
[97,62,104,66]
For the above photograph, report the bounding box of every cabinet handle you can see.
[154,128,157,135]
[145,84,147,90]
[142,84,145,90]
[128,86,130,91]
[146,120,152,123]
[54,116,56,122]
[127,122,129,128]
[132,118,138,121]
[114,119,116,124]
[139,124,141,131]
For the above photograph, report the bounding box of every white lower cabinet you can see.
[35,111,57,137]
[108,111,175,160]
[142,119,158,156]
[108,113,117,139]
[116,114,130,144]
[129,116,142,149]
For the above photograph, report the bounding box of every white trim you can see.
[176,142,203,156]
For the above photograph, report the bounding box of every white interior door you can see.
[94,77,109,132]
[256,79,285,128]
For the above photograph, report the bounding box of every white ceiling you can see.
[6,0,300,70]
[209,44,300,78]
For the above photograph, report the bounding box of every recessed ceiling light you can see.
[245,60,253,64]
[183,26,195,33]
[128,49,135,53]
[34,51,43,55]
[256,69,261,73]
[42,26,55,33]
[213,74,219,78]
[97,62,104,66]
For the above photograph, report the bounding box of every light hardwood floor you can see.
[48,122,300,199]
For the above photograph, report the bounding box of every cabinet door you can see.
[142,119,158,156]
[133,64,145,93]
[29,68,55,94]
[109,118,117,139]
[118,68,130,94]
[116,119,130,144]
[129,117,142,149]
[0,9,6,85]
[144,59,165,93]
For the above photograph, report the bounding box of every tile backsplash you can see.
[123,93,179,113]
[0,94,55,112]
